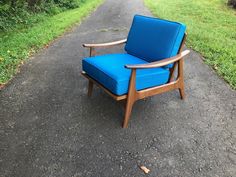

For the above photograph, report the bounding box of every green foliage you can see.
[0,0,104,84]
[0,3,47,31]
[54,0,86,9]
[145,0,236,89]
[0,0,88,31]
[38,1,62,15]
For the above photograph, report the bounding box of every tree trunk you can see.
[11,0,16,7]
[28,0,41,7]
[228,0,236,8]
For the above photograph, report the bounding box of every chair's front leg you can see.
[178,58,185,99]
[86,47,96,97]
[168,62,177,83]
[87,80,93,97]
[123,69,137,128]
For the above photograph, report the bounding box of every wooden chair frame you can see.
[82,34,190,128]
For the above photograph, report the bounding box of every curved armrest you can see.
[83,39,127,48]
[125,50,190,69]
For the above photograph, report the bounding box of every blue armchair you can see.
[82,15,190,128]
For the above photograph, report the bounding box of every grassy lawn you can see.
[145,0,236,89]
[0,0,103,86]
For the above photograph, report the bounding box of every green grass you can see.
[0,0,103,85]
[145,0,236,89]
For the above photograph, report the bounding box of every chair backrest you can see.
[125,15,186,68]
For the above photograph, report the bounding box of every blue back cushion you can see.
[125,15,186,67]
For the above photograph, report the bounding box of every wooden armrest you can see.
[83,39,127,48]
[125,50,190,69]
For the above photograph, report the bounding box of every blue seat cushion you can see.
[82,54,170,96]
[125,15,186,68]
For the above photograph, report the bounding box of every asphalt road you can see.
[0,0,236,176]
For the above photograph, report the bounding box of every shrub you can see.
[54,0,81,9]
[0,0,88,31]
[0,3,34,31]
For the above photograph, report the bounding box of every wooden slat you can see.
[81,72,127,101]
[137,80,180,100]
[83,39,127,48]
[125,50,190,69]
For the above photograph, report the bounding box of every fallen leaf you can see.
[0,84,5,90]
[140,165,150,174]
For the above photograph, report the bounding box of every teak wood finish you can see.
[82,34,190,128]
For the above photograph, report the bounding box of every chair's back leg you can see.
[169,34,186,83]
[168,62,177,83]
[86,47,96,97]
[87,80,93,97]
[177,34,187,99]
[178,59,185,99]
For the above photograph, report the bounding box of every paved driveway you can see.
[0,0,235,176]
